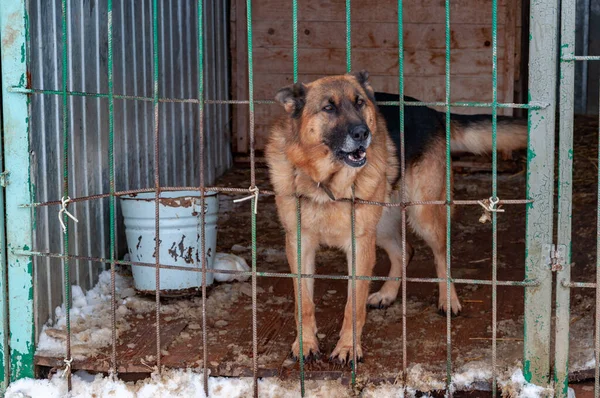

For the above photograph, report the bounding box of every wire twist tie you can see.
[58,196,79,233]
[233,187,260,214]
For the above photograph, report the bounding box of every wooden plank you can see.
[251,47,505,76]
[249,72,512,151]
[35,318,188,373]
[117,318,188,370]
[252,21,506,51]
[231,0,523,153]
[501,0,518,116]
[250,73,507,114]
[235,0,249,153]
[251,73,507,101]
[251,0,508,25]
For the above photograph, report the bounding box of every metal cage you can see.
[1,0,598,397]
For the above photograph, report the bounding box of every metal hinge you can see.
[0,171,9,187]
[543,244,566,271]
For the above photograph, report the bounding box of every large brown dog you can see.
[265,71,527,364]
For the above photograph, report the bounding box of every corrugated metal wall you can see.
[29,0,231,336]
[574,0,599,114]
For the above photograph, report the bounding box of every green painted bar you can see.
[444,0,453,391]
[523,0,558,385]
[0,72,8,393]
[490,0,499,393]
[397,0,408,384]
[0,0,35,382]
[294,197,305,397]
[345,0,351,73]
[107,0,118,376]
[555,0,576,395]
[292,0,298,83]
[59,0,73,389]
[345,0,358,386]
[245,0,261,396]
[291,0,306,393]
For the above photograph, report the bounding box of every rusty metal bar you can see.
[6,86,549,110]
[14,250,542,287]
[19,188,534,209]
[197,0,209,394]
[151,0,163,373]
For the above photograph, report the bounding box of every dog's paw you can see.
[437,293,462,316]
[367,291,396,309]
[291,336,320,362]
[329,337,363,366]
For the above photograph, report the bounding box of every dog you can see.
[264,71,527,364]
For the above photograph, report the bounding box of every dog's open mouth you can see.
[340,147,367,167]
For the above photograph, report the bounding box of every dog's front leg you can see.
[330,234,376,365]
[285,233,320,361]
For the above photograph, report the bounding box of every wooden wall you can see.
[230,0,523,154]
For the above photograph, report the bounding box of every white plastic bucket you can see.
[119,190,219,296]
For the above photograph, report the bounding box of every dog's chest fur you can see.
[271,165,388,247]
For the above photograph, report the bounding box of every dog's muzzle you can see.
[338,125,371,167]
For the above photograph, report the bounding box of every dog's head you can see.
[274,70,378,169]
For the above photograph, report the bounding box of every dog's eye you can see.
[323,104,335,112]
[356,98,365,108]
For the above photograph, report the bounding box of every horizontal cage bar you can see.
[8,86,547,110]
[18,186,534,209]
[14,250,539,287]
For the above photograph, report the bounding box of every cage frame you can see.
[0,0,597,397]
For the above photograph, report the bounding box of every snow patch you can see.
[5,370,350,398]
[5,366,558,398]
[36,268,136,359]
[212,253,251,282]
[497,368,554,398]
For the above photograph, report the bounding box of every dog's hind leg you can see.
[406,142,462,315]
[368,205,414,309]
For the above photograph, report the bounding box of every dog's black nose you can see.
[350,125,370,142]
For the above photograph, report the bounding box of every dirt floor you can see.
[35,115,599,394]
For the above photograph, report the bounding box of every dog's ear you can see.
[275,82,307,118]
[352,70,375,102]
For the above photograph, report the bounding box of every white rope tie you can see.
[58,196,79,233]
[61,357,73,378]
[478,196,504,224]
[233,187,260,214]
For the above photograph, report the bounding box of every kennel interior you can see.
[1,0,600,396]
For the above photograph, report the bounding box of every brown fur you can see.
[265,71,528,364]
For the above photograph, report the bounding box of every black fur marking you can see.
[440,112,525,128]
[374,92,444,175]
[375,92,525,182]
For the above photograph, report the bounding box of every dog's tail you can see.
[444,113,528,157]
